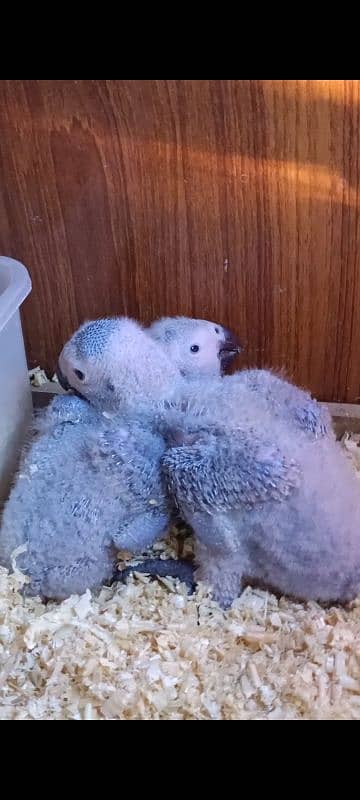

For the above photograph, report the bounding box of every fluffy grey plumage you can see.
[0,318,181,600]
[175,369,331,440]
[1,314,334,602]
[58,317,180,415]
[0,393,170,600]
[112,316,241,588]
[117,365,332,591]
[56,315,244,593]
[148,317,329,438]
[119,320,332,590]
[3,313,242,600]
[161,386,360,608]
[112,319,331,591]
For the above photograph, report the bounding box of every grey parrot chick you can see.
[0,394,171,600]
[148,316,242,378]
[114,364,331,592]
[121,325,331,593]
[0,318,185,600]
[161,398,360,608]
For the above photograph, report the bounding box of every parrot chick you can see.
[0,317,185,600]
[161,396,360,608]
[0,394,172,600]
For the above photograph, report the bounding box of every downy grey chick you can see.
[0,319,183,600]
[59,317,203,590]
[121,364,331,595]
[161,391,360,608]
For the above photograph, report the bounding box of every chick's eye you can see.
[74,369,85,381]
[215,327,219,334]
[190,345,200,353]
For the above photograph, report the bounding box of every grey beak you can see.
[219,327,242,373]
[221,327,243,353]
[56,365,71,392]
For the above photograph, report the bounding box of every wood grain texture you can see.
[1,80,360,401]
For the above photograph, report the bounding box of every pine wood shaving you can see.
[342,432,360,472]
[0,433,360,720]
[29,367,49,388]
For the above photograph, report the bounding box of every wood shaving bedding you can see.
[0,436,360,720]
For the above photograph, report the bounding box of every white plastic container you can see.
[0,257,32,506]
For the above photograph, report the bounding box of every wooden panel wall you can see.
[1,80,360,402]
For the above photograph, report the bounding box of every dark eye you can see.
[74,369,85,381]
[215,327,219,334]
[190,345,200,353]
[107,381,115,393]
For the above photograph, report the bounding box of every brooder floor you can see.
[1,432,360,720]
